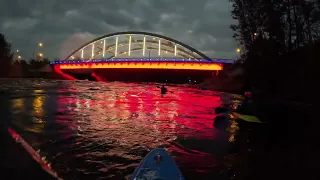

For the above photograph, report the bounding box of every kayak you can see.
[130,148,185,180]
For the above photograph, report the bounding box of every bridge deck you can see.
[54,61,222,71]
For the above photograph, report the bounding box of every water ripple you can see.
[0,79,244,180]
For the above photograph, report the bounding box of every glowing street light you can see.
[16,49,19,52]
[33,41,44,60]
[18,55,22,59]
[236,48,241,53]
[254,32,257,36]
[38,53,43,57]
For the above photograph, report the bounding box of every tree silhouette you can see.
[311,0,320,40]
[230,0,320,57]
[229,0,320,102]
[29,58,51,69]
[0,33,14,77]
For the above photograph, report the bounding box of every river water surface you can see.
[0,79,250,180]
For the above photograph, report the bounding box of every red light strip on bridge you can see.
[56,62,223,71]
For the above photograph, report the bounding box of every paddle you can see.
[231,112,262,123]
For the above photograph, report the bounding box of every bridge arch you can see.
[64,31,211,61]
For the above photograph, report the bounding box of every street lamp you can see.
[18,55,22,59]
[16,50,19,53]
[37,53,44,61]
[33,42,43,60]
[236,48,242,61]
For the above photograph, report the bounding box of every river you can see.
[0,78,261,180]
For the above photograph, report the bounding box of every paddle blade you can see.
[232,112,262,123]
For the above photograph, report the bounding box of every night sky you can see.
[0,0,237,60]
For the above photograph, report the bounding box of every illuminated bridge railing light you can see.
[50,58,236,64]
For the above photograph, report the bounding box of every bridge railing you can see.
[51,58,236,64]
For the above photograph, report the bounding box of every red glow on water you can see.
[53,65,76,80]
[56,84,222,140]
[53,83,233,178]
[91,72,105,82]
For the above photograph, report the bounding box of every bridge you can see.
[52,31,236,82]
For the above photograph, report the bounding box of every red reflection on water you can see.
[55,83,225,175]
[91,72,104,82]
[56,84,222,139]
[53,65,76,80]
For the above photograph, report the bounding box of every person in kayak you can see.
[237,91,255,115]
[160,85,168,94]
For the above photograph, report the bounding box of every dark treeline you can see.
[0,33,53,78]
[227,2,319,180]
[0,33,14,78]
[230,0,320,103]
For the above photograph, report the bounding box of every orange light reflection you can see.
[11,98,25,113]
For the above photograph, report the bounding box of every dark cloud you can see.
[0,0,238,60]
